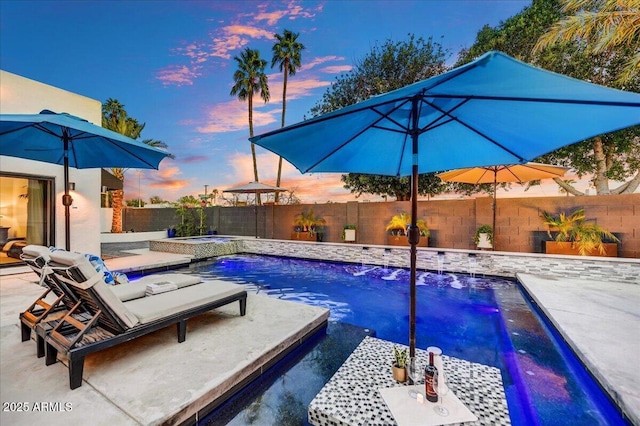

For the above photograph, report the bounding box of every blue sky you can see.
[1,0,531,203]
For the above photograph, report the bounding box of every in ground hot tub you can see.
[149,236,240,259]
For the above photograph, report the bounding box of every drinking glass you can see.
[407,356,422,398]
[433,372,450,416]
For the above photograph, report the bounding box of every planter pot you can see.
[386,235,428,247]
[291,232,319,242]
[543,241,618,257]
[167,228,177,238]
[476,233,493,249]
[343,229,356,242]
[392,365,407,383]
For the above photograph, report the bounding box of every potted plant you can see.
[392,346,408,382]
[541,208,620,256]
[385,212,429,247]
[474,224,493,249]
[342,224,357,242]
[292,209,326,241]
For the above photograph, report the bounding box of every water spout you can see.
[436,251,445,275]
[468,253,477,278]
[361,246,371,267]
[383,248,391,269]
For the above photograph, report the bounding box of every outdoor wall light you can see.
[69,182,76,190]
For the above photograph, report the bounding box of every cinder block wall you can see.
[123,193,640,258]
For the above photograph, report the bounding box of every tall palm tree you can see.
[271,29,305,203]
[102,100,170,232]
[534,0,640,83]
[231,48,270,205]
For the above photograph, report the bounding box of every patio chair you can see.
[19,245,203,358]
[42,250,247,389]
[19,245,87,357]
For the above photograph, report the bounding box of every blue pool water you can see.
[187,255,628,425]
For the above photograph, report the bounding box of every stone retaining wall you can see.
[239,239,640,284]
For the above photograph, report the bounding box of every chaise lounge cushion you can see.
[110,274,202,302]
[21,244,52,263]
[49,250,140,328]
[123,281,244,324]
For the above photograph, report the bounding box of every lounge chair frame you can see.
[19,251,87,357]
[42,261,247,390]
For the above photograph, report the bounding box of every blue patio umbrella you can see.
[250,51,640,357]
[0,109,170,250]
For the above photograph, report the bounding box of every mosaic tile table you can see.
[308,337,511,426]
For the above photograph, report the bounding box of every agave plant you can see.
[386,212,429,237]
[541,208,619,255]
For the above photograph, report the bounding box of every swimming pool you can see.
[187,255,627,425]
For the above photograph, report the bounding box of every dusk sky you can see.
[1,0,539,204]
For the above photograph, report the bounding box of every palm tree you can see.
[231,48,270,205]
[534,0,640,83]
[102,100,170,232]
[271,29,305,203]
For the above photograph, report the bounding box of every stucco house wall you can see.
[0,70,102,255]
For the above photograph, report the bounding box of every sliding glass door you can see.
[0,173,54,265]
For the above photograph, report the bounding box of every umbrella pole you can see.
[408,97,420,358]
[492,177,497,251]
[62,136,73,251]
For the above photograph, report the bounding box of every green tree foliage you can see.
[176,195,200,206]
[341,173,449,201]
[174,195,207,236]
[272,29,305,202]
[125,198,146,207]
[534,0,640,84]
[457,0,640,195]
[101,99,171,232]
[310,34,456,200]
[231,48,270,204]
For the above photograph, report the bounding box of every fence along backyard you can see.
[122,193,639,258]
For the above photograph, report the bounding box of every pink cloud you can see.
[180,155,209,164]
[322,65,352,74]
[209,34,248,59]
[253,10,288,26]
[156,65,200,87]
[196,99,278,134]
[221,151,365,203]
[157,2,325,86]
[299,56,345,72]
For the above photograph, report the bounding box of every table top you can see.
[308,336,511,426]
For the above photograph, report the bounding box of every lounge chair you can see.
[41,250,247,389]
[19,245,85,357]
[19,245,204,358]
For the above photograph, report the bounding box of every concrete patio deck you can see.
[517,273,639,425]
[1,246,638,425]
[0,251,329,425]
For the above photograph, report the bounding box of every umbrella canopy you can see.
[0,109,170,250]
[223,182,288,237]
[224,181,288,195]
[250,51,640,357]
[437,163,568,249]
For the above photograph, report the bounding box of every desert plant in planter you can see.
[292,209,326,241]
[541,208,619,256]
[392,346,408,382]
[474,224,493,249]
[386,212,429,247]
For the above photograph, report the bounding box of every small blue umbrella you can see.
[0,109,170,250]
[250,51,640,357]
